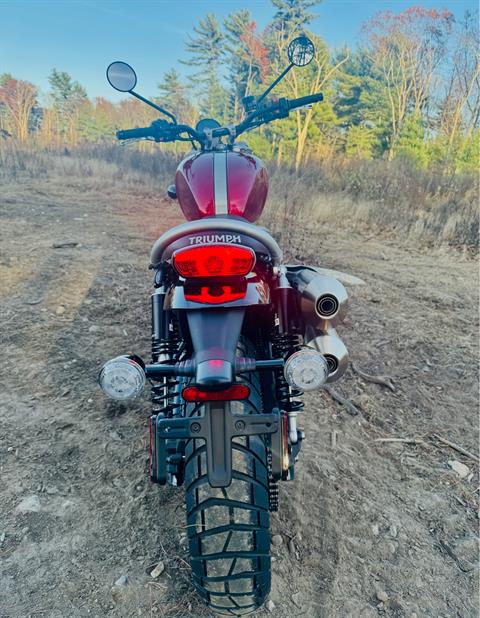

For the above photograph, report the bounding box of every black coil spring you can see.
[151,317,182,419]
[272,332,305,413]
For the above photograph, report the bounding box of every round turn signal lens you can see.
[99,356,146,400]
[284,348,329,391]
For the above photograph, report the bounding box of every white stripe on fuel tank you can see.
[213,152,228,215]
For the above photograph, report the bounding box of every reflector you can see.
[173,244,255,278]
[182,384,250,402]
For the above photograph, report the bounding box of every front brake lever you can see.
[119,137,154,146]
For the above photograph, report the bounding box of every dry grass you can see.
[264,158,479,251]
[1,143,477,250]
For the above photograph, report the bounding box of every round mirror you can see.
[106,61,137,92]
[288,36,315,67]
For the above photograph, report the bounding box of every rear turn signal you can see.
[182,384,250,402]
[284,348,329,391]
[172,244,255,278]
[98,355,146,400]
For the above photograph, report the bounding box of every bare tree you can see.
[364,7,454,159]
[270,31,348,169]
[0,78,37,141]
[439,10,480,150]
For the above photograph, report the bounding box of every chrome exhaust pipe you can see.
[286,267,348,330]
[306,328,349,382]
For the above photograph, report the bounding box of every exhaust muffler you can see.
[286,266,348,330]
[306,327,349,382]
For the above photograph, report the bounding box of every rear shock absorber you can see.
[272,267,305,482]
[150,281,184,485]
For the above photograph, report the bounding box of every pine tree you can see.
[157,69,194,124]
[271,0,320,36]
[345,125,376,159]
[184,14,224,76]
[334,50,390,156]
[48,69,87,143]
[224,10,269,119]
[48,69,87,114]
[183,14,228,121]
[395,113,428,168]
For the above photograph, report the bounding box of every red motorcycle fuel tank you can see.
[175,150,268,223]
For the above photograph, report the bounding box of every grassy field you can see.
[0,147,478,617]
[1,144,478,250]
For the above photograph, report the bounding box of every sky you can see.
[0,0,477,103]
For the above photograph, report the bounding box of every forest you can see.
[0,0,478,172]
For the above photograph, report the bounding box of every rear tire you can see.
[184,397,271,615]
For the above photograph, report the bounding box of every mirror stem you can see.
[256,63,293,106]
[130,91,177,124]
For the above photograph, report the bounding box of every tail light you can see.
[182,384,250,402]
[172,244,255,278]
[183,279,247,304]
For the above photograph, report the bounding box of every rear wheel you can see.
[184,389,271,615]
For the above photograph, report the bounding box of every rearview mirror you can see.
[288,36,315,67]
[106,61,137,92]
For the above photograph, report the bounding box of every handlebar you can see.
[116,92,323,144]
[116,127,156,140]
[287,92,324,109]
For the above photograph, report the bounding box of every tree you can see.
[345,124,376,159]
[184,13,224,74]
[267,30,347,168]
[224,11,269,119]
[158,69,195,124]
[395,112,428,167]
[363,7,454,159]
[334,50,390,156]
[271,0,320,37]
[0,78,37,140]
[48,69,88,144]
[438,9,480,153]
[183,13,229,120]
[77,98,116,142]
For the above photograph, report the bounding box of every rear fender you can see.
[186,307,245,389]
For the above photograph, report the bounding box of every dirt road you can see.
[0,154,478,618]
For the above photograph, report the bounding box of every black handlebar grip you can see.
[288,93,324,110]
[116,126,153,140]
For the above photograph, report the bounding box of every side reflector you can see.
[182,384,250,402]
[173,244,255,278]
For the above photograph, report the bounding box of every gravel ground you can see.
[0,155,478,618]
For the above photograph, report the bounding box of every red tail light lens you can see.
[182,384,250,402]
[184,279,247,304]
[172,244,255,278]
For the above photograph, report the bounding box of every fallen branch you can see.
[52,241,79,249]
[431,433,479,464]
[374,437,424,444]
[324,386,360,416]
[352,362,396,392]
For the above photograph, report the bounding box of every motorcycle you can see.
[99,36,349,616]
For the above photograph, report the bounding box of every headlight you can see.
[283,348,329,391]
[98,356,146,400]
